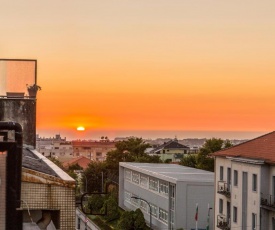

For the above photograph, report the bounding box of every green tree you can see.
[101,194,120,222]
[200,138,224,155]
[223,139,233,148]
[105,138,161,176]
[88,194,105,213]
[179,154,197,168]
[180,138,234,172]
[116,209,147,230]
[83,161,107,193]
[117,211,135,230]
[196,138,232,172]
[133,208,146,230]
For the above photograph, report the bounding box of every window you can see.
[227,167,231,185]
[252,213,256,230]
[149,177,158,192]
[140,174,149,188]
[140,200,148,212]
[159,208,168,223]
[125,191,131,203]
[159,180,169,196]
[219,199,223,214]
[132,172,140,184]
[131,195,139,206]
[171,197,175,211]
[234,170,238,186]
[233,206,237,223]
[220,166,224,181]
[96,152,102,157]
[252,174,257,192]
[150,203,158,217]
[125,169,131,181]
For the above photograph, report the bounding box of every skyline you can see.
[37,129,266,141]
[2,1,275,139]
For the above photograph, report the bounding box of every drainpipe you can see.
[0,121,23,230]
[36,211,52,230]
[0,121,23,202]
[0,121,23,145]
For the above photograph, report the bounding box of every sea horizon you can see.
[36,129,269,141]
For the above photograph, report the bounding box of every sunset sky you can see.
[1,1,275,140]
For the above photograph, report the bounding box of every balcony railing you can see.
[261,193,275,210]
[217,215,230,230]
[217,181,231,198]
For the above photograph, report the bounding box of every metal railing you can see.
[217,215,230,230]
[261,193,275,208]
[217,181,231,198]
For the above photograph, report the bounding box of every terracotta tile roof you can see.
[63,156,92,170]
[212,131,275,164]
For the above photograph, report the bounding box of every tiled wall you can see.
[0,152,7,229]
[21,182,75,230]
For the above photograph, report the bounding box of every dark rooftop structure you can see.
[150,138,190,154]
[0,59,38,147]
[22,148,59,177]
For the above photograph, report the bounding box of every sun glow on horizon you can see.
[77,126,85,131]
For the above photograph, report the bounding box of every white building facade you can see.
[213,131,275,230]
[119,162,214,230]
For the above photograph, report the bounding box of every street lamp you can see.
[131,196,152,230]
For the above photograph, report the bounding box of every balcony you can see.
[217,215,230,230]
[217,181,231,198]
[261,193,275,211]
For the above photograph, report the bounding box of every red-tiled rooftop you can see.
[212,131,275,164]
[63,156,92,170]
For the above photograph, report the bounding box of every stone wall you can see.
[0,98,36,147]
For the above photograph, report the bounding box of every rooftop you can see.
[212,131,275,164]
[120,162,214,183]
[22,147,75,182]
[63,156,92,170]
[151,139,189,153]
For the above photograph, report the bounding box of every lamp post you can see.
[131,196,152,230]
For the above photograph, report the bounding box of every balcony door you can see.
[227,201,231,223]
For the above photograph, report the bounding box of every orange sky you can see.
[1,1,275,139]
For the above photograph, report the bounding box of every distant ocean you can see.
[36,129,267,141]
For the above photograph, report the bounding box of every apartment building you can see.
[213,131,275,230]
[72,139,116,161]
[119,162,214,230]
[36,134,73,162]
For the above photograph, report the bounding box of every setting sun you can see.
[77,126,85,131]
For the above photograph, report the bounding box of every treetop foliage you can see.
[105,137,161,176]
[180,137,233,172]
